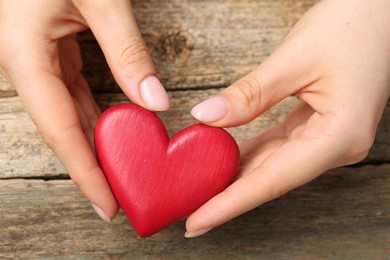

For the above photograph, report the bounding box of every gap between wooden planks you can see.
[0,165,389,258]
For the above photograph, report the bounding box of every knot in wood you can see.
[145,30,194,62]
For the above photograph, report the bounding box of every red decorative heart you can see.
[95,104,239,237]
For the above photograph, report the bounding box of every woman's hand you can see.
[186,0,390,237]
[0,0,169,222]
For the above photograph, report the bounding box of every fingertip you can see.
[107,201,120,220]
[91,202,112,223]
[191,96,228,123]
[140,75,170,111]
[184,228,213,239]
[75,1,169,112]
[184,193,227,235]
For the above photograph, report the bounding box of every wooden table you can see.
[1,0,389,258]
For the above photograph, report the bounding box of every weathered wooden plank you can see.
[1,1,319,95]
[1,93,389,178]
[0,96,66,178]
[79,0,319,92]
[0,91,298,178]
[0,165,389,258]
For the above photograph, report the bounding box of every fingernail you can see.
[91,202,111,223]
[184,228,213,238]
[191,96,228,123]
[140,76,170,111]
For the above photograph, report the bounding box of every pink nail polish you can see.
[191,96,228,122]
[140,76,170,111]
[91,202,111,223]
[184,228,213,238]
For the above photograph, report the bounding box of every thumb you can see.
[191,44,318,127]
[74,0,169,111]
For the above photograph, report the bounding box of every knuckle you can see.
[119,35,151,71]
[321,113,375,165]
[343,128,375,163]
[350,151,370,164]
[39,130,58,153]
[39,123,83,155]
[347,136,373,163]
[70,164,101,190]
[69,170,83,189]
[229,77,263,114]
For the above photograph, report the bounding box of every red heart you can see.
[94,104,239,237]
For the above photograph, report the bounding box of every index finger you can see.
[15,70,119,222]
[72,0,170,111]
[185,125,341,237]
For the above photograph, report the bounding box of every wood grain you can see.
[0,164,388,259]
[0,1,319,95]
[0,96,66,179]
[78,0,319,92]
[0,0,388,257]
[0,92,298,178]
[1,93,389,179]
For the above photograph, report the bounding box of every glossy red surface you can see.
[95,104,239,237]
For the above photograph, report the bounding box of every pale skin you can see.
[0,0,389,238]
[0,0,170,222]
